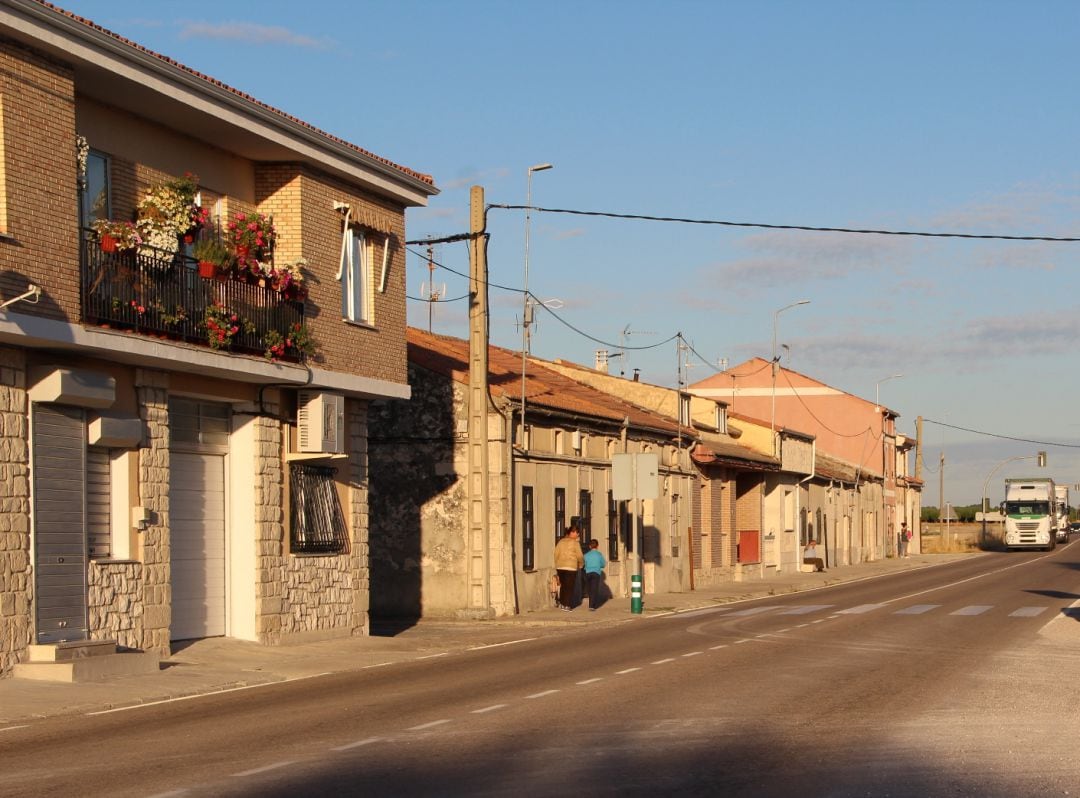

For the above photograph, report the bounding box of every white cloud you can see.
[178,22,332,50]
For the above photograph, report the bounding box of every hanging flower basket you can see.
[197,261,217,279]
[100,234,118,253]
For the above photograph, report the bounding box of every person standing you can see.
[583,538,606,611]
[553,525,584,610]
[900,521,911,558]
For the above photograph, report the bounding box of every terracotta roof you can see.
[406,328,683,436]
[35,1,434,187]
[690,442,778,471]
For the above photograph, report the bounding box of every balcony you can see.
[80,234,306,361]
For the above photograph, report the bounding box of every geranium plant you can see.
[92,219,142,252]
[263,322,315,361]
[203,301,254,350]
[136,173,208,258]
[227,211,275,275]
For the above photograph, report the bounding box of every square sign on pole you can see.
[611,453,660,500]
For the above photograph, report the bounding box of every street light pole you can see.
[981,451,1047,547]
[520,163,552,446]
[875,373,903,407]
[770,299,810,456]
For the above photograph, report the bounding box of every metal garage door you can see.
[169,451,227,640]
[32,404,88,644]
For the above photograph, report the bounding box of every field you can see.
[919,522,996,553]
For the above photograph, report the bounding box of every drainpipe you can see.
[796,441,815,570]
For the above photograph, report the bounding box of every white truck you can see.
[1002,477,1057,551]
[1055,483,1070,543]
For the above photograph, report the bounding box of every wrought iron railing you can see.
[80,233,306,360]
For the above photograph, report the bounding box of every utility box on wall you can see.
[297,391,345,453]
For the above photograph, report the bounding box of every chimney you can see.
[632,368,640,382]
[595,349,609,373]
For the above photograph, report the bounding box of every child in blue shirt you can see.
[583,539,606,611]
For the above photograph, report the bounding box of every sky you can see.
[58,0,1080,507]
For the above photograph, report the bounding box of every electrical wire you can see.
[407,292,470,303]
[780,369,879,440]
[923,418,1080,449]
[489,204,1080,243]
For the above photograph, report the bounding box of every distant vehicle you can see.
[1070,521,1080,535]
[1056,485,1070,542]
[1002,477,1057,551]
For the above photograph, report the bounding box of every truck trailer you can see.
[1055,484,1070,543]
[1002,477,1057,551]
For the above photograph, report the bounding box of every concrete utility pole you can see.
[465,185,493,618]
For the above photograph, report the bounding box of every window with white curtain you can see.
[340,227,372,324]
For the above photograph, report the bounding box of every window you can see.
[521,486,535,571]
[621,499,633,553]
[715,404,727,434]
[607,490,619,561]
[80,149,110,230]
[579,489,592,545]
[670,492,680,557]
[784,489,795,532]
[678,393,691,426]
[86,447,111,559]
[554,487,566,543]
[290,464,349,554]
[340,227,372,325]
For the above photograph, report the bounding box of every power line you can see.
[923,418,1080,449]
[489,204,1080,243]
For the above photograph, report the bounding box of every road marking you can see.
[408,719,452,731]
[778,605,834,615]
[525,690,559,699]
[837,604,887,614]
[86,680,294,715]
[651,658,676,665]
[1010,606,1049,617]
[734,639,752,644]
[811,618,827,624]
[416,652,448,660]
[332,737,384,751]
[0,725,29,733]
[471,704,507,714]
[950,605,992,616]
[576,678,603,685]
[727,606,776,617]
[682,651,704,657]
[362,662,394,669]
[676,606,734,618]
[709,644,728,650]
[615,667,641,674]
[232,761,296,778]
[895,604,939,615]
[772,628,792,634]
[468,638,537,651]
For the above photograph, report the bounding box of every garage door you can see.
[170,451,226,640]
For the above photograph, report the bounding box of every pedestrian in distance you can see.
[803,539,826,572]
[553,524,584,610]
[584,538,606,611]
[900,521,911,558]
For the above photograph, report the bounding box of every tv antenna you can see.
[418,243,446,332]
[617,324,655,377]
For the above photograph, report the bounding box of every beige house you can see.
[368,329,697,618]
[0,3,436,677]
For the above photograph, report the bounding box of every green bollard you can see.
[631,573,643,614]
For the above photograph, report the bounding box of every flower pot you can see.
[100,234,117,253]
[197,261,217,279]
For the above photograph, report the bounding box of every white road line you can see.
[734,639,752,644]
[727,607,776,617]
[0,725,29,733]
[362,662,394,669]
[1010,606,1049,617]
[471,704,507,714]
[894,604,940,615]
[651,658,676,664]
[950,605,992,616]
[773,628,792,634]
[576,678,603,685]
[709,644,728,650]
[86,681,285,715]
[468,638,537,651]
[675,607,734,619]
[525,690,559,699]
[778,605,835,615]
[332,737,384,751]
[811,618,827,623]
[408,719,452,731]
[837,603,887,614]
[616,667,641,674]
[232,761,296,778]
[681,651,703,657]
[416,652,449,660]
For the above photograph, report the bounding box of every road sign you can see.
[612,453,659,500]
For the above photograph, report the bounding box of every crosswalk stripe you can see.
[836,603,887,614]
[778,605,835,615]
[1009,606,1049,617]
[949,605,992,616]
[727,606,777,617]
[894,604,940,615]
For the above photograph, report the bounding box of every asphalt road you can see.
[5,546,1080,797]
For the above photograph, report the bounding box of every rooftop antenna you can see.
[618,324,655,377]
[417,243,446,332]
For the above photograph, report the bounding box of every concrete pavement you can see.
[0,553,975,726]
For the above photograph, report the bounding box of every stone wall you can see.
[88,562,143,649]
[136,369,170,658]
[0,347,29,676]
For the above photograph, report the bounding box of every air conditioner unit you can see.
[297,391,345,453]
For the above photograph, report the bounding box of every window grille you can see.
[607,490,619,561]
[554,487,566,543]
[290,464,349,554]
[521,486,534,571]
[621,499,633,553]
[578,489,592,550]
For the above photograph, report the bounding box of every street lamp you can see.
[770,299,810,454]
[875,373,903,408]
[981,450,1047,547]
[521,163,553,446]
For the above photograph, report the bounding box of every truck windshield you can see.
[1005,501,1050,515]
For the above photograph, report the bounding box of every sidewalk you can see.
[0,553,972,726]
